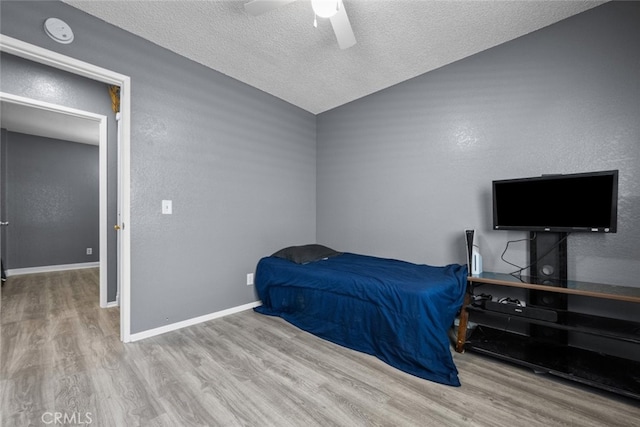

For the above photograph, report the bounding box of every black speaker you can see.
[530,231,567,285]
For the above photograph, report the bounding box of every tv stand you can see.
[455,272,640,399]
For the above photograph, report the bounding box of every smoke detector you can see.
[44,18,74,44]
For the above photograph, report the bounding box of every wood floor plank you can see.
[2,269,639,426]
[0,366,54,427]
[88,364,165,427]
[46,273,76,319]
[1,318,54,380]
[52,371,97,418]
[0,293,23,325]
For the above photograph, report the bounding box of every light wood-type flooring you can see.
[1,269,638,426]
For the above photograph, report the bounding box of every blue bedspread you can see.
[254,253,468,386]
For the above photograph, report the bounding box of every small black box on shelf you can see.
[485,300,558,323]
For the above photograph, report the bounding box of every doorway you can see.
[0,35,132,342]
[0,92,109,305]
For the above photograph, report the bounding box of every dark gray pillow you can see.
[271,244,342,264]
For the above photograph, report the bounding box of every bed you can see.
[254,244,468,386]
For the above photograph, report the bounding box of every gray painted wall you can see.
[0,53,119,302]
[317,1,640,288]
[2,131,99,268]
[0,1,316,333]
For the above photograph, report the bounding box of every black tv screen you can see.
[493,170,618,233]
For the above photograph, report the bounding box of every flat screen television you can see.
[493,170,618,233]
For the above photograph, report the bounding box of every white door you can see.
[1,129,7,281]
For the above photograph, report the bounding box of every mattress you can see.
[254,252,468,386]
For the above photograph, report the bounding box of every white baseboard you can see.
[106,301,119,308]
[128,301,262,342]
[6,262,100,277]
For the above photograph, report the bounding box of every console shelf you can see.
[467,326,640,399]
[456,272,640,399]
[466,306,640,344]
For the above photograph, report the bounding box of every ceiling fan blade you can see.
[329,0,356,49]
[244,0,298,16]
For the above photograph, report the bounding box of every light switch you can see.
[162,200,172,215]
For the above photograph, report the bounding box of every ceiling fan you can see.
[244,0,357,49]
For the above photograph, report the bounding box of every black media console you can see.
[455,272,640,399]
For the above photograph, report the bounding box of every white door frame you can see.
[0,34,132,342]
[0,92,109,306]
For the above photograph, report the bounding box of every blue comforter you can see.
[254,253,468,386]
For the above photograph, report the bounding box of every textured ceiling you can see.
[61,0,605,114]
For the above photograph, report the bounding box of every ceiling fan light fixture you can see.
[311,0,339,19]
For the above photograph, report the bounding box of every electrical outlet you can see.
[86,248,92,255]
[246,273,254,286]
